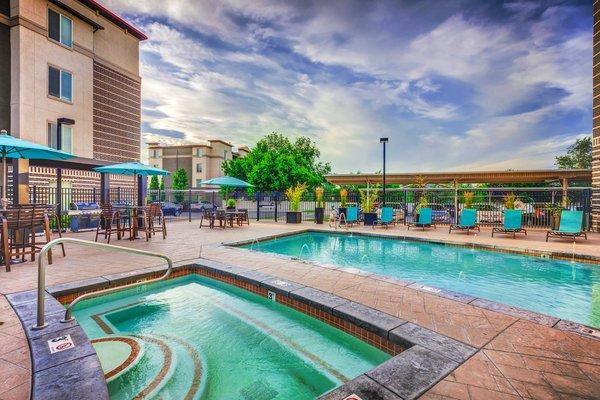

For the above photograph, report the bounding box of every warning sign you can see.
[48,334,75,354]
[267,291,277,301]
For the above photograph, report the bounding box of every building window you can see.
[196,148,203,157]
[48,66,72,102]
[223,150,228,160]
[48,9,72,47]
[196,179,202,187]
[196,163,203,173]
[47,123,73,152]
[150,149,159,158]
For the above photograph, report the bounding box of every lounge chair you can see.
[492,209,526,238]
[373,207,394,228]
[407,207,436,230]
[449,208,480,235]
[342,205,359,227]
[546,210,587,242]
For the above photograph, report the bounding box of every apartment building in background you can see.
[0,0,146,197]
[147,141,249,188]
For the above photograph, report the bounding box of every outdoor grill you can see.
[68,202,101,232]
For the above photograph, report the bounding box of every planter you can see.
[363,212,377,226]
[315,207,324,224]
[286,211,302,224]
[226,206,236,211]
[550,215,560,230]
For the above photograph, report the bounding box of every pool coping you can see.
[8,259,481,400]
[225,229,600,341]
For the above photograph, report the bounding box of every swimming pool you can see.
[73,275,389,400]
[243,231,600,328]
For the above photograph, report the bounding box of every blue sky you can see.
[105,0,591,173]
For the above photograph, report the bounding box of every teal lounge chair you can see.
[449,208,480,235]
[344,205,359,227]
[492,209,526,238]
[407,207,436,230]
[373,207,394,228]
[546,210,587,242]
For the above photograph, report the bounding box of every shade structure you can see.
[201,176,253,187]
[93,161,169,176]
[0,130,74,204]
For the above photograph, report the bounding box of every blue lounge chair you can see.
[344,205,359,227]
[449,208,480,235]
[492,209,526,238]
[373,207,394,228]
[546,210,587,242]
[407,207,436,230]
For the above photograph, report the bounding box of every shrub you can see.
[463,192,474,208]
[226,198,236,208]
[360,189,379,213]
[339,188,348,207]
[503,193,517,209]
[286,183,308,212]
[415,195,429,213]
[315,187,324,208]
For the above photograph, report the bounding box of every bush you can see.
[286,183,308,212]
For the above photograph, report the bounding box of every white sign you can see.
[267,291,277,302]
[343,395,363,400]
[48,334,75,354]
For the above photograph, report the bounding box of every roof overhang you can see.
[49,0,104,31]
[325,169,592,185]
[29,156,115,171]
[77,0,148,40]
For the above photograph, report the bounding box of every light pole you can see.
[380,137,388,207]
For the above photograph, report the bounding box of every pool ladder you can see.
[32,238,174,330]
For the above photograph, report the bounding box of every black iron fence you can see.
[8,186,593,231]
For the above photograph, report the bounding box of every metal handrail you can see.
[33,237,173,330]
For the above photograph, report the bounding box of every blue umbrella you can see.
[93,161,170,176]
[201,176,253,187]
[0,130,74,204]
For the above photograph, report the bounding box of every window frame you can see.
[47,8,73,48]
[48,65,73,103]
[47,122,73,153]
[196,163,203,173]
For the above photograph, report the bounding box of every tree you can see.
[222,133,331,192]
[149,175,159,190]
[172,168,189,203]
[555,137,592,169]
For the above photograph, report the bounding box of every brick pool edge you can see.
[7,259,480,400]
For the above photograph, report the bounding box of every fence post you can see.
[256,192,260,221]
[453,181,458,224]
[274,192,278,222]
[188,189,192,222]
[32,185,37,204]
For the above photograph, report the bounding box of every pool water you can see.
[73,275,389,400]
[243,232,600,328]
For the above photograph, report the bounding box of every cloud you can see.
[103,0,591,173]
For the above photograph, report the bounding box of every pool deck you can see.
[1,220,599,399]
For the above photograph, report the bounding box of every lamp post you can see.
[380,137,388,207]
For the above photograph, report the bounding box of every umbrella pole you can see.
[2,150,7,208]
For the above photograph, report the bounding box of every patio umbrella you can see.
[93,162,170,205]
[200,176,253,188]
[0,130,74,206]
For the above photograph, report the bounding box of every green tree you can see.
[149,175,159,190]
[222,133,331,192]
[555,137,592,169]
[172,168,189,203]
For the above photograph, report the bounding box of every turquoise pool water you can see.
[243,232,600,328]
[73,275,389,400]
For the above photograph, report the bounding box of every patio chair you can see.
[236,209,249,226]
[492,210,526,238]
[199,208,215,229]
[449,208,480,235]
[138,203,166,241]
[546,210,586,242]
[95,204,130,243]
[373,207,394,228]
[407,207,436,230]
[343,205,358,227]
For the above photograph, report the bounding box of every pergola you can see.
[326,169,592,216]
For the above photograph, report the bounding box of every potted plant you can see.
[226,198,236,210]
[360,189,379,226]
[314,187,325,224]
[545,202,563,230]
[415,194,429,220]
[285,183,307,223]
[338,188,348,219]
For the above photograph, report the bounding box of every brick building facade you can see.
[594,0,600,230]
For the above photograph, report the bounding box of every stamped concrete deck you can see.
[0,220,599,399]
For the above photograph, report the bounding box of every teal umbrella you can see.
[201,176,253,187]
[0,130,74,204]
[93,161,169,176]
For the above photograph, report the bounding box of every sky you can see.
[104,0,591,174]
